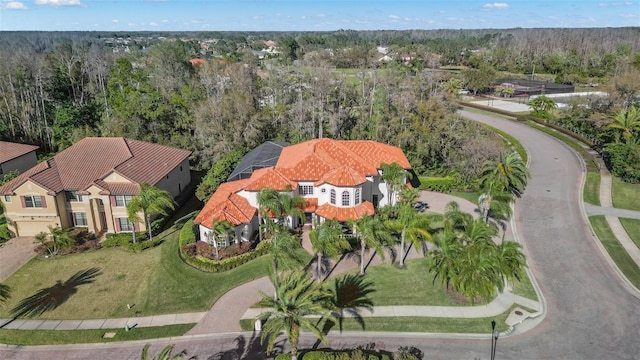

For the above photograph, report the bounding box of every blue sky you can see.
[0,0,638,31]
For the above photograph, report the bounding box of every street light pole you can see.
[490,320,499,360]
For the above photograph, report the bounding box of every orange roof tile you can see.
[315,201,375,222]
[276,138,410,182]
[303,198,318,212]
[315,166,367,187]
[244,167,297,191]
[194,179,256,227]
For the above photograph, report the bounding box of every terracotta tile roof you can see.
[0,141,38,164]
[0,137,191,195]
[194,179,256,227]
[303,198,318,212]
[94,182,141,196]
[315,166,367,187]
[276,138,410,181]
[315,201,375,222]
[244,167,297,191]
[0,161,51,195]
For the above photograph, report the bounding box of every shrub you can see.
[181,239,270,273]
[418,176,455,192]
[179,220,198,247]
[604,142,640,183]
[102,231,160,252]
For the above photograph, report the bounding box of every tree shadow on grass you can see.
[9,267,102,319]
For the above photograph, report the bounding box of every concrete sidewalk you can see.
[0,312,205,331]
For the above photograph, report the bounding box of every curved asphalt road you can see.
[3,110,640,359]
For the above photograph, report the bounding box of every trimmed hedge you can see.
[418,176,455,192]
[275,350,395,360]
[178,220,270,272]
[102,232,162,252]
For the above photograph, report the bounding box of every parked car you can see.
[413,201,429,212]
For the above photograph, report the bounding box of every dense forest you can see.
[0,28,638,188]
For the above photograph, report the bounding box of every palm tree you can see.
[442,201,473,233]
[481,152,530,198]
[37,226,73,256]
[255,271,337,360]
[127,183,176,242]
[454,240,501,304]
[257,187,281,242]
[269,226,305,275]
[348,214,392,276]
[528,95,556,114]
[309,219,351,282]
[495,240,527,284]
[278,188,306,228]
[0,283,10,307]
[608,106,640,143]
[330,273,375,332]
[210,219,234,260]
[478,187,514,227]
[389,205,433,267]
[380,162,406,206]
[428,231,462,290]
[140,344,187,360]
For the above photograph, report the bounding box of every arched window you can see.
[330,189,336,205]
[355,188,361,205]
[342,191,350,206]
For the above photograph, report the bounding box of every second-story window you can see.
[355,188,361,205]
[342,191,350,206]
[298,185,314,195]
[330,189,336,205]
[115,195,133,207]
[66,191,83,202]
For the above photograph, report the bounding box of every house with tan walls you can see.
[194,138,411,246]
[0,141,39,176]
[0,137,191,237]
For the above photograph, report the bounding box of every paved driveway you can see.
[0,237,37,282]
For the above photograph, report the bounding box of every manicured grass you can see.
[589,216,640,289]
[0,230,273,319]
[584,171,601,206]
[612,178,640,211]
[0,324,194,345]
[241,308,513,333]
[449,191,481,205]
[619,218,640,250]
[510,270,538,302]
[360,257,477,306]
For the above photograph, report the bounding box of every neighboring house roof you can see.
[0,141,38,164]
[194,179,256,227]
[0,137,191,196]
[228,141,289,181]
[315,201,375,222]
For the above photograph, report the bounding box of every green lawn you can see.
[619,218,640,250]
[449,191,482,205]
[359,257,473,306]
[0,324,193,345]
[0,231,273,320]
[584,172,601,206]
[612,178,640,211]
[510,270,538,301]
[241,306,515,333]
[589,216,640,289]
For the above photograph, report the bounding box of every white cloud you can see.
[483,2,509,9]
[160,19,169,23]
[35,0,82,6]
[149,21,158,26]
[316,13,325,18]
[389,15,399,19]
[4,1,28,9]
[599,1,633,6]
[111,19,119,23]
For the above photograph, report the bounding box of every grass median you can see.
[0,324,194,345]
[589,215,640,289]
[612,178,640,211]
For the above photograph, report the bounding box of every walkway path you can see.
[0,237,37,282]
